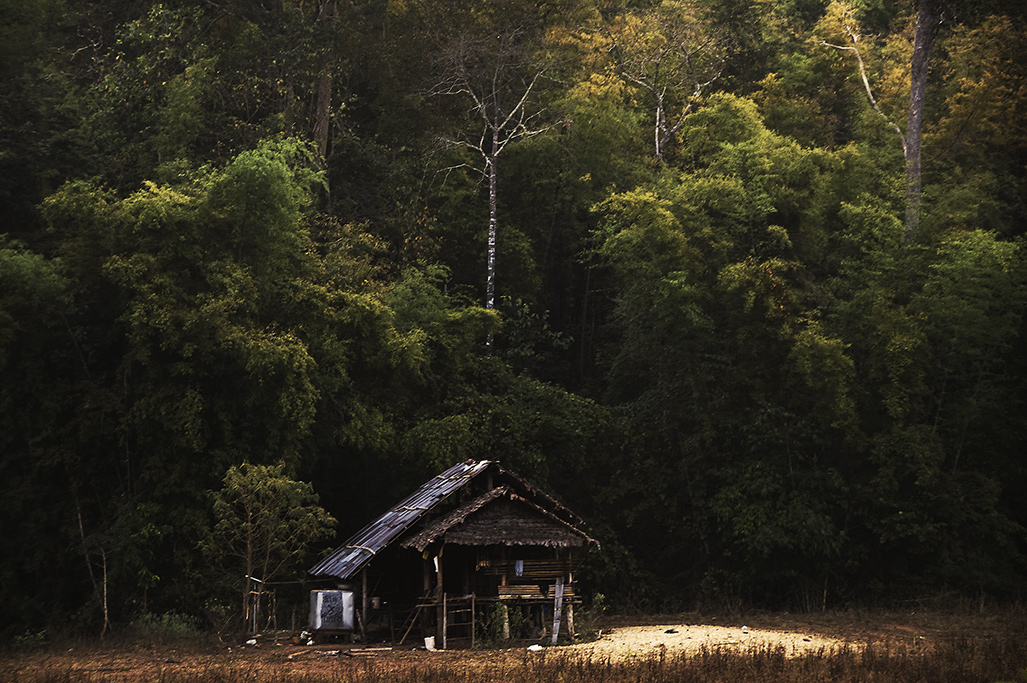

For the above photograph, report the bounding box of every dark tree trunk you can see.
[905,0,943,241]
[313,0,337,162]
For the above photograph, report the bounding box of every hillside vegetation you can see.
[1,0,1026,636]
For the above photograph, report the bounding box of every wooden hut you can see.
[308,460,598,648]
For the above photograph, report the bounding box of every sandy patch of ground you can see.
[563,622,844,659]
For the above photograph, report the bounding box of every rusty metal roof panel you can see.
[308,459,491,580]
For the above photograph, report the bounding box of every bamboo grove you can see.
[1,0,1026,635]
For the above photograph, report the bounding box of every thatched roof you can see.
[400,486,599,551]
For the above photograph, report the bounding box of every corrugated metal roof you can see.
[308,459,491,580]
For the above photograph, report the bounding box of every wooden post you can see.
[435,545,445,649]
[361,569,369,642]
[566,560,575,639]
[442,592,448,650]
[551,576,564,645]
[421,556,431,637]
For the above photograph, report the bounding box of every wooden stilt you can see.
[435,545,444,648]
[361,569,369,642]
[442,592,448,650]
[551,576,564,645]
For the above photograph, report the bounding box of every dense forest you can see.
[2,0,1026,636]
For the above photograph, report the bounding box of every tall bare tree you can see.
[607,0,724,163]
[429,24,552,322]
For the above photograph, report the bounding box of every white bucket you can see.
[424,636,436,651]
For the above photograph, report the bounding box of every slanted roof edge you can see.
[308,459,490,579]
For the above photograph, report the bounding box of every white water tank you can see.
[309,589,355,631]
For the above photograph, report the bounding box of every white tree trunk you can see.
[486,149,498,312]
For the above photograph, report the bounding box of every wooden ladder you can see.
[397,592,435,646]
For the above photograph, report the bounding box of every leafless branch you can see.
[606,10,723,161]
[822,23,907,155]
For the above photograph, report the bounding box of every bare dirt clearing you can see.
[563,622,842,659]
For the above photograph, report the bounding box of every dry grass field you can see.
[4,609,1026,682]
